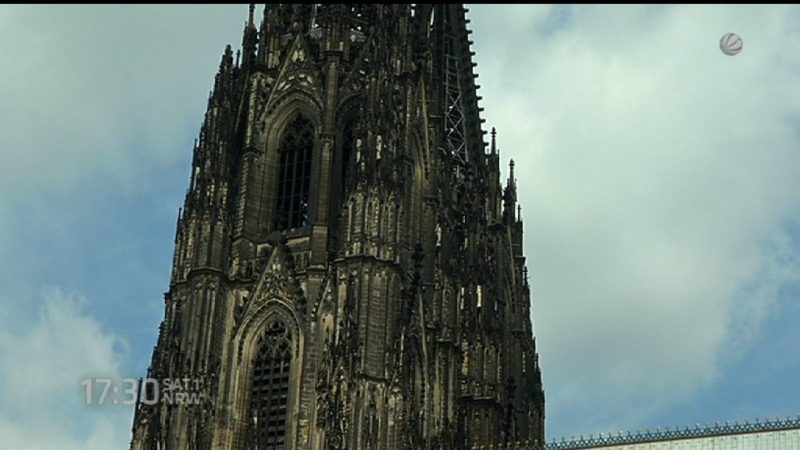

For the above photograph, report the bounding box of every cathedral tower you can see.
[130,5,544,449]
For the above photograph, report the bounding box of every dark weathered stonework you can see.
[130,4,544,449]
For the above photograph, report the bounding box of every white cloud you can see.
[0,7,247,446]
[0,287,133,450]
[470,4,800,436]
[0,5,246,194]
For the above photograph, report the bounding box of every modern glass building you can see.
[478,415,800,450]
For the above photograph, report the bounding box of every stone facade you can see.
[130,4,544,449]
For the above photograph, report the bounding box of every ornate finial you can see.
[517,205,522,220]
[248,4,255,26]
[490,127,497,155]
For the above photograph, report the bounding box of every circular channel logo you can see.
[720,33,743,56]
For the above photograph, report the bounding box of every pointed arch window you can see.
[276,115,314,230]
[249,320,293,448]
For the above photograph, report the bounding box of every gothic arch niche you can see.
[229,299,305,450]
[275,114,315,230]
[248,319,293,448]
[329,101,361,254]
[338,116,358,201]
[257,94,321,237]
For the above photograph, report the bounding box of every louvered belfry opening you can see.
[276,114,314,230]
[249,320,293,449]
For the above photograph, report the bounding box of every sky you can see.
[1,4,799,449]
